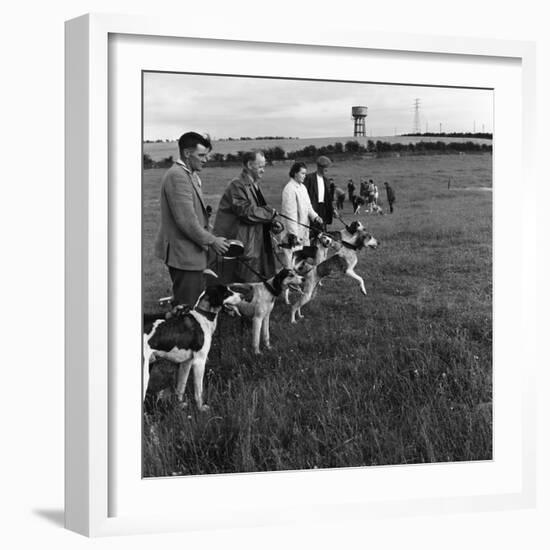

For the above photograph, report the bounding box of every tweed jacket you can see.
[304,171,334,225]
[154,162,215,271]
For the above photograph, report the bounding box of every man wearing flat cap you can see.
[304,155,334,228]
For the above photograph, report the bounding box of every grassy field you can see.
[142,153,492,477]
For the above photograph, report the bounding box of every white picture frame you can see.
[65,13,537,537]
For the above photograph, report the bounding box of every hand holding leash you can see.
[211,236,229,255]
[332,209,352,232]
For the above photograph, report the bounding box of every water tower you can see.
[351,106,368,137]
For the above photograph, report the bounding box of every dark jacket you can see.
[385,184,396,203]
[213,170,275,282]
[304,172,333,225]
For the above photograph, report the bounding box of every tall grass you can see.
[143,153,492,476]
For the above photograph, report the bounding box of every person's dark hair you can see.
[241,150,265,167]
[289,162,307,179]
[178,132,212,154]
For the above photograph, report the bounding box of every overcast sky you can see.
[144,72,493,141]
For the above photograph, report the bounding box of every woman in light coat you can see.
[281,162,323,247]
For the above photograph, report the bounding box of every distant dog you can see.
[230,268,304,354]
[368,203,384,215]
[143,285,243,411]
[352,195,366,215]
[290,221,378,323]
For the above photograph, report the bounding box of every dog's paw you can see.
[198,404,210,412]
[177,400,189,410]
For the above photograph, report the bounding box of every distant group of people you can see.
[343,177,395,214]
[154,132,338,307]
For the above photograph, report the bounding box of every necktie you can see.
[250,183,273,262]
[252,184,266,206]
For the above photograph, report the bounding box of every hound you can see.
[291,232,336,273]
[290,221,378,323]
[143,284,244,411]
[274,231,305,270]
[271,232,307,304]
[352,195,366,215]
[230,268,304,354]
[281,232,337,303]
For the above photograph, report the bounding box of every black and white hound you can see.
[143,284,243,411]
[290,221,378,323]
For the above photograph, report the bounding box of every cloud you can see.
[144,72,493,139]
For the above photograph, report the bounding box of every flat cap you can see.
[316,155,332,167]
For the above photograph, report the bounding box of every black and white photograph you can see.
[141,72,493,478]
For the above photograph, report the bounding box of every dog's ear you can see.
[356,230,372,250]
[279,268,291,279]
[354,234,366,250]
[327,230,342,242]
[348,221,360,234]
[204,284,229,308]
[295,260,314,275]
[274,268,291,286]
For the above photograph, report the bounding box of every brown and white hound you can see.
[230,268,304,354]
[290,221,378,323]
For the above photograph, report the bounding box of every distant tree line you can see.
[284,139,492,159]
[219,136,299,141]
[143,154,173,169]
[403,132,493,139]
[143,139,492,169]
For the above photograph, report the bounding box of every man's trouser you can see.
[168,267,205,307]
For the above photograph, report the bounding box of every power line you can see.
[413,98,421,134]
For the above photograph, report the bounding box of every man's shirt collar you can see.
[177,159,202,187]
[176,159,191,173]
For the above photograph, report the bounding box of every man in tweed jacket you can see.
[154,132,228,306]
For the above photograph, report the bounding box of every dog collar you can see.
[263,281,279,296]
[341,241,359,251]
[195,308,218,322]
